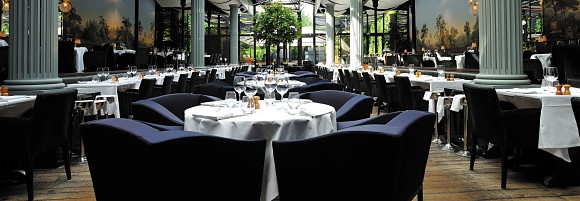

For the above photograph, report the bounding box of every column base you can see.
[3,78,65,95]
[474,74,531,85]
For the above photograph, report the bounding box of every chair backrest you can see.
[83,51,107,72]
[288,81,343,94]
[194,80,234,99]
[394,75,414,110]
[93,44,115,68]
[32,88,78,155]
[58,41,76,73]
[135,47,148,66]
[421,60,435,67]
[351,71,365,93]
[138,78,156,100]
[462,83,503,143]
[208,69,217,82]
[403,54,422,67]
[188,71,200,93]
[386,55,399,66]
[299,90,358,111]
[176,73,188,93]
[134,93,221,122]
[523,59,543,84]
[464,52,480,69]
[273,110,435,201]
[337,68,346,85]
[81,118,266,201]
[361,72,375,96]
[118,53,136,67]
[161,75,174,95]
[299,90,373,121]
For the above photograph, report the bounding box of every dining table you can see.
[184,100,337,201]
[0,95,36,117]
[495,87,580,162]
[66,80,139,118]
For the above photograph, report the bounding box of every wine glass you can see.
[287,92,301,111]
[244,77,258,97]
[437,65,445,79]
[103,67,110,82]
[224,91,238,108]
[233,76,245,101]
[131,66,138,77]
[126,66,132,77]
[276,76,289,102]
[240,95,254,114]
[392,63,398,73]
[264,90,275,106]
[408,64,415,75]
[543,67,559,89]
[96,67,103,82]
[91,75,100,83]
[178,64,185,72]
[264,74,277,95]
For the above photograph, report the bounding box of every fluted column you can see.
[4,0,64,94]
[474,0,530,85]
[325,3,335,65]
[229,4,239,65]
[191,0,205,67]
[349,0,363,69]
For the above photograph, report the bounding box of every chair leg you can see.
[418,186,424,201]
[63,144,72,180]
[26,158,34,201]
[470,135,477,171]
[501,145,508,189]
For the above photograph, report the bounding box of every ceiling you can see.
[155,0,409,15]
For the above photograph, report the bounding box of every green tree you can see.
[435,15,447,47]
[253,2,302,67]
[420,23,429,49]
[97,16,109,44]
[116,17,134,48]
[447,27,458,48]
[464,21,471,45]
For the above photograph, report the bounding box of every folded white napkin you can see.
[423,91,433,101]
[539,96,580,162]
[504,88,537,94]
[200,100,226,107]
[189,106,244,120]
[299,103,332,117]
[450,94,466,112]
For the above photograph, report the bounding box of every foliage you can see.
[116,17,134,48]
[463,21,471,44]
[252,2,301,48]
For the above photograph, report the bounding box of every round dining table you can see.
[184,100,337,201]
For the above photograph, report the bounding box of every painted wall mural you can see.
[67,0,155,48]
[415,0,479,52]
[543,0,580,42]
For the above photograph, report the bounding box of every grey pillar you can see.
[325,3,335,65]
[349,0,363,68]
[229,4,239,65]
[4,0,64,94]
[191,0,205,67]
[474,0,530,85]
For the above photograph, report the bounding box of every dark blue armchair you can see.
[273,110,435,201]
[80,118,266,201]
[132,93,221,130]
[299,90,373,122]
[337,111,403,130]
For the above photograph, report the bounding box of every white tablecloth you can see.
[67,81,138,118]
[496,87,580,162]
[0,95,36,117]
[74,47,89,72]
[378,73,472,91]
[0,39,8,47]
[530,53,552,69]
[114,49,136,55]
[455,55,465,69]
[184,101,337,201]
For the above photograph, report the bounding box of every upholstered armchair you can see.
[337,111,403,130]
[132,93,221,130]
[80,118,266,200]
[273,110,435,201]
[0,88,77,201]
[298,90,373,122]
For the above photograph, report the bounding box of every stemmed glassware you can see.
[392,63,398,74]
[264,74,277,105]
[224,91,238,108]
[543,67,559,90]
[131,66,137,77]
[408,64,415,75]
[276,76,289,102]
[233,76,245,101]
[96,67,103,82]
[287,92,301,113]
[126,66,132,78]
[103,67,110,82]
[243,77,258,113]
[437,65,445,79]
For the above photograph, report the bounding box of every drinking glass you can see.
[392,63,398,73]
[543,67,559,88]
[131,66,138,77]
[264,74,277,94]
[152,65,157,74]
[233,76,245,100]
[408,64,415,75]
[126,66,132,77]
[178,64,185,72]
[437,65,445,79]
[276,76,289,102]
[224,91,238,108]
[287,92,301,110]
[96,67,103,82]
[91,75,100,83]
[103,67,110,81]
[244,76,258,99]
[187,64,194,72]
[264,90,275,106]
[240,95,254,114]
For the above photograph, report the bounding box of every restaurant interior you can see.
[1,0,580,200]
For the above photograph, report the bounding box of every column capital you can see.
[229,4,239,9]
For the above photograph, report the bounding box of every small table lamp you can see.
[471,42,477,49]
[74,39,81,46]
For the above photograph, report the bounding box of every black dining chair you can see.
[188,71,200,93]
[153,75,174,96]
[273,110,435,201]
[173,73,189,93]
[299,90,373,122]
[81,118,266,200]
[394,75,428,111]
[463,83,541,189]
[118,78,156,118]
[374,74,399,114]
[0,88,78,201]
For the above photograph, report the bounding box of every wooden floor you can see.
[2,109,580,200]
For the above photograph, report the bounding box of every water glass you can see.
[233,76,245,100]
[276,76,289,101]
[131,66,138,77]
[287,92,301,110]
[96,67,103,82]
[103,67,110,81]
[126,66,132,77]
[264,90,275,106]
[408,64,415,75]
[91,75,100,83]
[240,95,254,114]
[543,67,559,89]
[244,77,258,98]
[224,91,238,108]
[392,64,398,73]
[437,65,445,79]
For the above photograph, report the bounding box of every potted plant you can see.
[252,2,301,68]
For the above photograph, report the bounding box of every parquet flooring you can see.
[1,108,580,200]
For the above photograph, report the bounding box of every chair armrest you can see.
[337,111,403,130]
[132,101,184,126]
[501,108,541,148]
[336,95,374,122]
